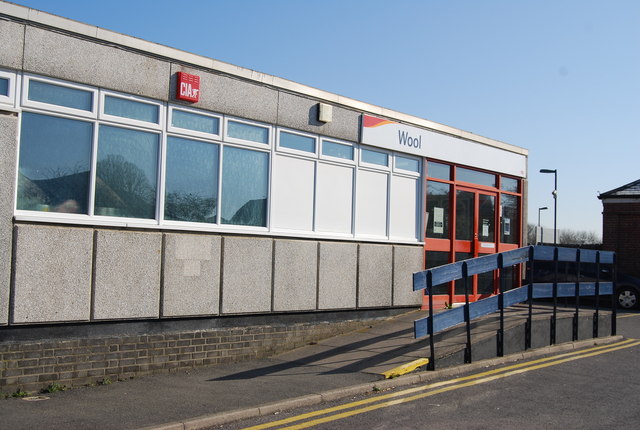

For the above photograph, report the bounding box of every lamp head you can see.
[540,169,556,174]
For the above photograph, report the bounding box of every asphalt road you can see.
[220,310,640,430]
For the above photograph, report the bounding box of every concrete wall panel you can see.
[0,20,24,71]
[358,244,393,307]
[12,224,93,323]
[221,236,272,314]
[318,242,357,309]
[276,92,360,142]
[171,65,279,124]
[392,245,424,306]
[93,230,162,320]
[0,114,18,324]
[273,239,317,311]
[24,27,170,100]
[162,233,221,317]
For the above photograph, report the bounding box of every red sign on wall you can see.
[176,72,200,102]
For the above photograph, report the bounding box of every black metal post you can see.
[497,254,505,357]
[593,252,601,338]
[526,246,534,350]
[463,262,472,364]
[551,247,558,345]
[573,249,581,341]
[427,271,435,370]
[611,254,617,336]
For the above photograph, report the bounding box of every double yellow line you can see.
[242,338,640,430]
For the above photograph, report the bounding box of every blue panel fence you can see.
[412,245,616,370]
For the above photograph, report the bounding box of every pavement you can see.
[0,305,621,430]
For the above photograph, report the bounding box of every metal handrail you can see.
[413,245,617,370]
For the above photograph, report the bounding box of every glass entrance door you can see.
[453,188,498,300]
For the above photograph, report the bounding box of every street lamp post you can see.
[537,206,548,245]
[540,169,558,245]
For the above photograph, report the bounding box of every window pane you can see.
[426,181,450,239]
[426,251,450,295]
[501,194,519,244]
[95,125,159,219]
[17,112,92,213]
[501,177,519,193]
[457,167,496,187]
[165,136,219,223]
[454,252,473,295]
[227,120,269,144]
[362,148,388,166]
[427,161,450,180]
[171,109,219,135]
[322,140,353,160]
[396,155,420,172]
[104,96,159,123]
[0,78,8,96]
[280,131,315,153]
[455,190,474,241]
[221,147,268,226]
[28,80,93,111]
[479,194,495,241]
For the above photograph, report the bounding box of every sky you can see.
[6,0,640,237]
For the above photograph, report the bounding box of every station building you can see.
[0,2,527,389]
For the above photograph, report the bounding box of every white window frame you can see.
[359,145,391,171]
[99,90,164,130]
[21,74,98,119]
[319,137,356,165]
[223,116,272,149]
[167,105,222,141]
[276,127,319,157]
[0,69,17,107]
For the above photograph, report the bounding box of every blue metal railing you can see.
[413,245,617,370]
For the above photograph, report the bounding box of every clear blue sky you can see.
[7,0,640,237]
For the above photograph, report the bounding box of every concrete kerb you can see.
[140,335,623,430]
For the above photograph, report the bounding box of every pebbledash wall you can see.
[0,2,527,392]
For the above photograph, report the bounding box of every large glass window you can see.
[280,131,315,153]
[500,194,519,244]
[171,109,219,135]
[227,120,269,144]
[28,80,93,111]
[426,181,450,239]
[164,136,219,223]
[104,95,159,124]
[17,112,92,214]
[221,147,269,226]
[95,125,159,219]
[456,167,496,187]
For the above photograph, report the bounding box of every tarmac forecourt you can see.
[239,339,640,430]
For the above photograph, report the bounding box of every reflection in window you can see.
[165,137,219,223]
[427,161,450,180]
[171,109,219,135]
[501,177,519,193]
[0,78,8,96]
[17,112,92,214]
[280,131,315,153]
[455,190,474,241]
[426,181,450,239]
[426,251,451,295]
[28,80,93,111]
[95,125,159,219]
[500,194,519,244]
[104,96,159,123]
[221,147,268,226]
[456,167,496,187]
[322,140,353,160]
[396,156,420,173]
[227,120,269,144]
[361,148,388,166]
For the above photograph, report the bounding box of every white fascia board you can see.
[0,1,527,157]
